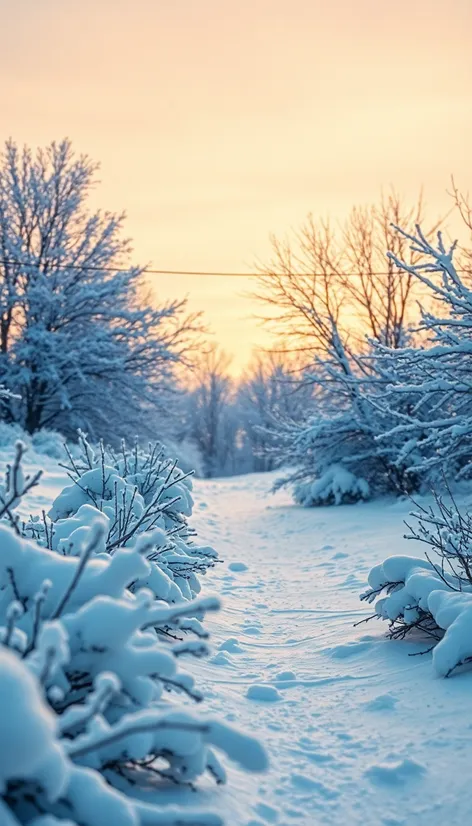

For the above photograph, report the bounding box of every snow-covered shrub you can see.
[31,429,67,460]
[0,422,77,463]
[270,379,420,507]
[0,441,43,526]
[0,421,30,449]
[360,492,472,676]
[0,442,267,823]
[162,436,204,478]
[31,433,219,605]
[294,464,370,506]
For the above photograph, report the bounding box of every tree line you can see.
[1,138,471,495]
[0,137,312,476]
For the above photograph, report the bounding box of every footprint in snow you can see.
[274,670,297,682]
[339,574,363,587]
[228,561,248,572]
[365,758,426,786]
[295,738,334,763]
[254,802,279,822]
[209,651,232,666]
[243,625,262,635]
[364,693,398,712]
[290,773,339,799]
[328,640,372,659]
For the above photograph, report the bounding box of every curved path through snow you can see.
[189,473,472,826]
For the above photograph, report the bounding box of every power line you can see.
[0,257,467,279]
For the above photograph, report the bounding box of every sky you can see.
[1,0,471,372]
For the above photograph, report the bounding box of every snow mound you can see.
[294,465,370,507]
[246,684,282,702]
[360,492,472,677]
[365,757,426,786]
[362,553,472,676]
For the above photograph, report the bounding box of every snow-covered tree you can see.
[255,191,433,353]
[253,259,415,503]
[0,139,199,441]
[370,223,472,485]
[253,194,442,504]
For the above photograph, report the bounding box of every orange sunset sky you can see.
[1,0,471,372]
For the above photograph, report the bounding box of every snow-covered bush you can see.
[0,441,267,823]
[32,433,219,605]
[360,492,472,676]
[163,436,204,477]
[294,464,370,506]
[269,378,420,507]
[0,422,76,462]
[0,421,27,449]
[31,429,68,460]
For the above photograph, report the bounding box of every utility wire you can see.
[0,257,467,279]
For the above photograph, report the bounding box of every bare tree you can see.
[184,345,236,478]
[255,190,438,359]
[341,191,435,348]
[237,351,314,471]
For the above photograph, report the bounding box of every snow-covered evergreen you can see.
[0,440,267,824]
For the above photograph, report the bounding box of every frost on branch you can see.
[0,139,201,442]
[360,491,472,677]
[0,442,267,824]
[373,223,472,486]
[253,197,435,507]
[27,434,219,605]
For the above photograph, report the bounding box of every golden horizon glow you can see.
[1,0,471,373]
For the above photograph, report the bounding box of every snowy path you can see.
[17,458,472,825]
[189,473,472,826]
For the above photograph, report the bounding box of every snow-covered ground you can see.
[11,456,472,826]
[189,473,472,826]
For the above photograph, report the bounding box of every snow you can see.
[295,464,370,507]
[245,685,282,702]
[0,442,267,825]
[4,451,472,825]
[187,473,472,826]
[0,647,65,794]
